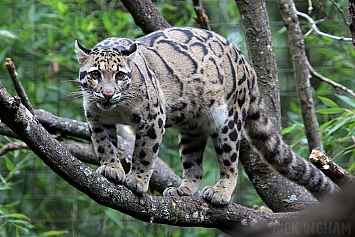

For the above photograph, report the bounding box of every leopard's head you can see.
[75,37,137,111]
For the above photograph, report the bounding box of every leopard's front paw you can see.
[125,174,149,194]
[163,186,195,197]
[96,164,125,184]
[201,186,231,205]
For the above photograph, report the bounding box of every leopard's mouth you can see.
[97,101,117,111]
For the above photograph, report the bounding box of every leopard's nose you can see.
[103,92,114,100]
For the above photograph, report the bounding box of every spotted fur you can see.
[75,27,338,205]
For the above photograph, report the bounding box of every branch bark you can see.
[307,59,355,98]
[278,0,324,152]
[192,0,211,30]
[119,0,171,34]
[309,149,355,186]
[5,58,34,114]
[235,0,281,131]
[238,182,355,237]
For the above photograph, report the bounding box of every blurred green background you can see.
[0,0,354,236]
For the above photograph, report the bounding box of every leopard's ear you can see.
[121,42,137,63]
[75,40,91,65]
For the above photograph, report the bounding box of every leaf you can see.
[57,1,68,14]
[277,26,287,34]
[316,108,345,114]
[319,119,334,131]
[318,96,338,108]
[4,157,14,171]
[327,116,352,135]
[102,13,112,32]
[0,30,18,40]
[28,4,36,22]
[282,123,298,135]
[1,213,29,220]
[0,173,7,184]
[38,230,69,237]
[335,94,355,109]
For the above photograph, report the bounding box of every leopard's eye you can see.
[116,71,126,80]
[89,70,101,79]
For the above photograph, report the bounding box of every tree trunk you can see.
[278,0,324,152]
[235,0,281,131]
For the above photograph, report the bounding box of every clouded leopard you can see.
[75,27,338,205]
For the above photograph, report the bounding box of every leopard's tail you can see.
[243,73,339,198]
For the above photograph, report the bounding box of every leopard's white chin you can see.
[97,102,117,111]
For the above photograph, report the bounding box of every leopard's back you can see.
[136,28,255,133]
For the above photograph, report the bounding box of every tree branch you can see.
[240,140,318,212]
[278,0,324,151]
[296,10,352,41]
[192,0,211,30]
[119,0,171,34]
[348,0,355,48]
[309,149,355,186]
[330,0,350,27]
[306,59,355,98]
[5,58,34,114]
[238,182,355,237]
[0,82,301,234]
[0,141,27,156]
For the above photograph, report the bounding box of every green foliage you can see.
[0,150,68,236]
[317,95,355,172]
[280,0,355,169]
[283,94,355,173]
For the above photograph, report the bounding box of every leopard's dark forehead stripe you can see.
[93,37,136,51]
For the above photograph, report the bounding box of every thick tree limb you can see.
[0,83,301,233]
[240,140,318,212]
[238,182,355,237]
[35,109,90,140]
[235,0,281,131]
[119,0,171,34]
[278,0,324,151]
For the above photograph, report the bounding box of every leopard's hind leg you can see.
[163,132,208,197]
